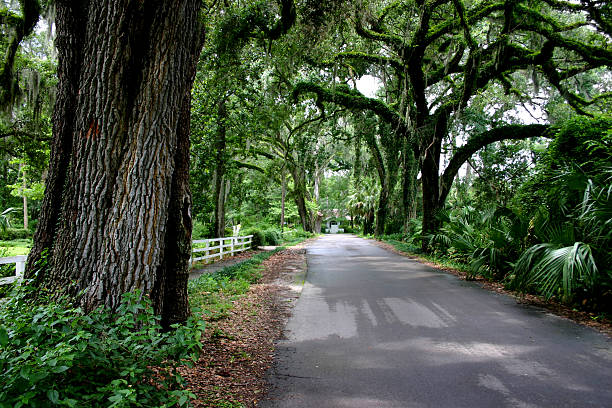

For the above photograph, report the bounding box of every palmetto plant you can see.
[510,169,612,302]
[0,208,18,232]
[511,242,598,300]
[428,206,527,280]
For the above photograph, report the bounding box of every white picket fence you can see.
[190,235,253,266]
[0,255,27,285]
[0,235,254,285]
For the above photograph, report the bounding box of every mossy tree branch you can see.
[0,0,41,109]
[439,124,552,205]
[292,81,407,135]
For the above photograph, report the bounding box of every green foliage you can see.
[0,207,17,232]
[242,226,289,246]
[510,242,599,301]
[191,221,211,240]
[243,228,264,247]
[263,229,282,245]
[188,248,284,312]
[0,287,203,408]
[279,228,314,245]
[0,247,13,279]
[425,206,527,280]
[0,227,31,240]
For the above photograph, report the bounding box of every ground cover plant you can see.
[0,285,204,408]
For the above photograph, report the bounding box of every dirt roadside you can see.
[181,240,313,407]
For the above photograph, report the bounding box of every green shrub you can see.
[243,229,264,247]
[0,228,31,241]
[0,248,13,279]
[0,287,204,408]
[188,248,284,310]
[192,221,210,239]
[263,229,282,245]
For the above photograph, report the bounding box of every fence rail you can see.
[0,235,255,285]
[190,235,253,265]
[0,255,27,285]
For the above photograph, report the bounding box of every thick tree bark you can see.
[26,0,204,326]
[27,1,87,277]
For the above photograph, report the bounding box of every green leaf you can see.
[19,367,29,380]
[52,365,69,373]
[0,327,8,347]
[47,389,59,404]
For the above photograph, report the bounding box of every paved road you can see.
[261,235,612,408]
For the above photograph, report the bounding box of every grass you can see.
[188,247,285,313]
[0,239,32,256]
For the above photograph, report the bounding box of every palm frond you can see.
[511,242,599,300]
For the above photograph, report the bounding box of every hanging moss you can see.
[0,0,41,110]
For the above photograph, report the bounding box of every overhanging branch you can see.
[439,123,552,205]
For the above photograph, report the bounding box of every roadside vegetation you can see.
[0,0,611,406]
[1,236,309,407]
[373,117,612,321]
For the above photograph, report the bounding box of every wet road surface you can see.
[261,235,612,408]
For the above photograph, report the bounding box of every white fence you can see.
[0,255,27,285]
[0,235,254,285]
[190,235,253,266]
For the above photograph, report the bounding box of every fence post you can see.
[16,260,25,281]
[220,238,224,260]
[231,237,235,255]
[205,240,210,264]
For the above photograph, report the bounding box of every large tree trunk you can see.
[419,120,445,252]
[26,0,204,326]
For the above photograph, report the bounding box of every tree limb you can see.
[438,123,552,206]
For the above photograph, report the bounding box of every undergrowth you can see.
[0,246,287,408]
[188,247,284,312]
[0,286,204,408]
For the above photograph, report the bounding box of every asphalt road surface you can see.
[261,234,612,408]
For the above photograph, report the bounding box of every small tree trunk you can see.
[312,166,322,233]
[363,211,375,235]
[213,98,227,238]
[291,166,312,232]
[280,169,286,232]
[420,122,445,252]
[375,183,389,237]
[20,163,28,230]
[402,142,419,232]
